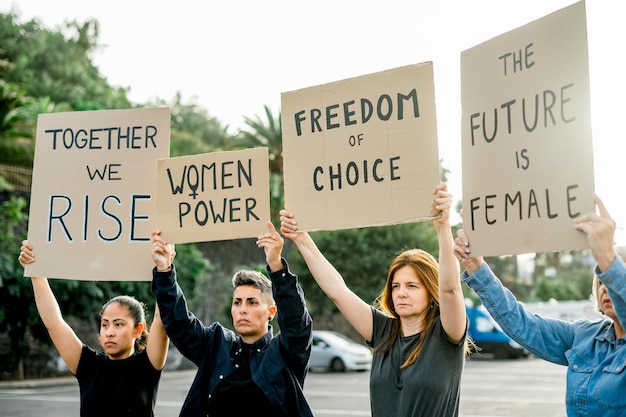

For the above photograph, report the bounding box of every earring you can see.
[430,302,434,309]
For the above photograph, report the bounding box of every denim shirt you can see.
[152,260,314,417]
[462,258,626,417]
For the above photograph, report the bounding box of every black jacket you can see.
[152,260,313,417]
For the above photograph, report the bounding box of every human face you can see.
[231,285,276,343]
[391,265,431,319]
[597,283,617,320]
[100,302,142,360]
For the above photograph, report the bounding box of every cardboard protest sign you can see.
[24,107,171,281]
[461,0,593,257]
[156,147,271,243]
[281,62,441,232]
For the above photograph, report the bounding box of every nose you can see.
[395,286,407,297]
[234,305,247,315]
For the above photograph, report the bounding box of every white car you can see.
[309,330,372,372]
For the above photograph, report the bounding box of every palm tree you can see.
[238,105,284,223]
[239,105,283,175]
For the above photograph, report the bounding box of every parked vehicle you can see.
[309,330,372,372]
[466,304,528,359]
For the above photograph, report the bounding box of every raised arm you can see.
[433,183,466,343]
[453,228,575,363]
[257,221,312,377]
[145,239,172,371]
[19,241,82,374]
[280,211,373,342]
[574,194,626,325]
[146,304,169,370]
[151,230,209,365]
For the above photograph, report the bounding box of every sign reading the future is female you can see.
[281,62,441,232]
[461,1,594,256]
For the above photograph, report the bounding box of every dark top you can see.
[368,308,466,417]
[208,342,275,416]
[152,260,314,417]
[75,345,162,417]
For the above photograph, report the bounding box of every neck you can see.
[108,348,135,360]
[615,320,625,340]
[241,332,267,345]
[400,315,425,337]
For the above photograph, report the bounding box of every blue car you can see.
[466,304,528,359]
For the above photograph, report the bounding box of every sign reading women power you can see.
[281,62,441,232]
[24,107,171,281]
[156,147,270,243]
[461,1,593,257]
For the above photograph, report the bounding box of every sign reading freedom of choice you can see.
[24,107,171,281]
[281,62,441,232]
[461,0,593,257]
[156,147,270,244]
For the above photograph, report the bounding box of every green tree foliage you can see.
[0,196,31,379]
[182,244,233,327]
[487,255,528,299]
[148,93,235,157]
[0,80,35,168]
[530,250,594,301]
[0,12,131,111]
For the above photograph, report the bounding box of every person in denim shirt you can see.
[150,221,313,417]
[453,195,626,417]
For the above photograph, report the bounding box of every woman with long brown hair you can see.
[280,182,468,417]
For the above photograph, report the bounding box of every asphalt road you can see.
[0,356,566,417]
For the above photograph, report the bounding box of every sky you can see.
[3,0,626,243]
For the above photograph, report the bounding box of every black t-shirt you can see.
[76,345,162,417]
[208,342,276,417]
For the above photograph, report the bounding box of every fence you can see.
[0,164,32,193]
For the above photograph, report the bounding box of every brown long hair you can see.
[373,249,441,368]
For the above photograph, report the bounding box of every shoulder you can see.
[573,317,612,336]
[76,345,105,378]
[371,308,396,341]
[79,345,102,363]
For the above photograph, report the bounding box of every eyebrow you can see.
[234,297,261,302]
